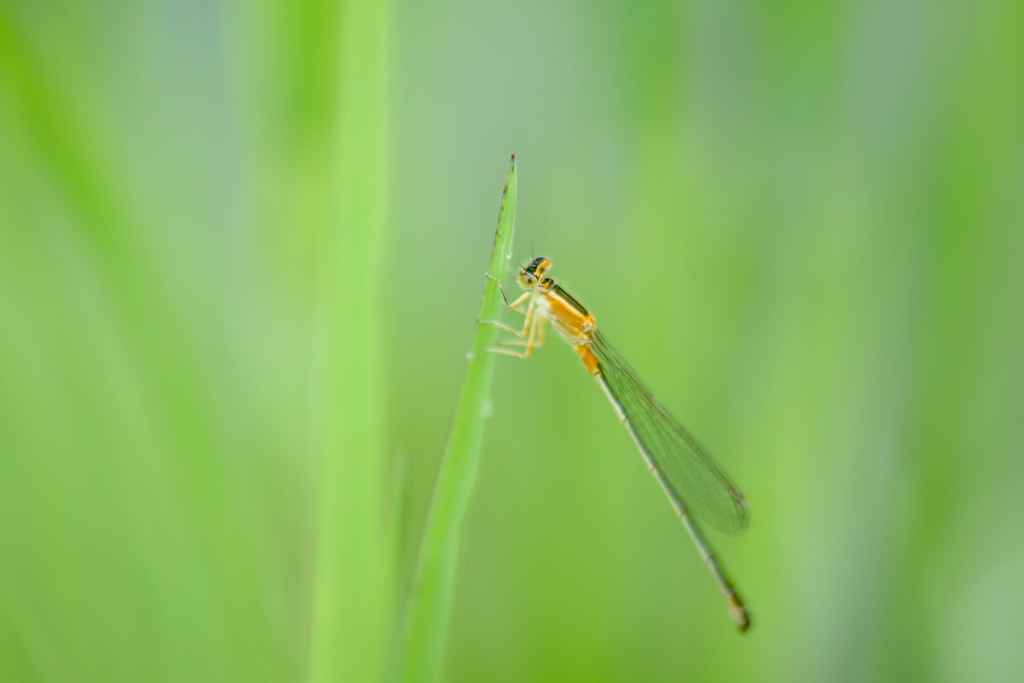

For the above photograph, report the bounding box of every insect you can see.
[482,256,750,631]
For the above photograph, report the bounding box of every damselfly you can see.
[482,256,750,631]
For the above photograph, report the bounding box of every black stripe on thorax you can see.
[551,284,589,316]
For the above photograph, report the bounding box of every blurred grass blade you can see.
[392,155,517,683]
[306,1,392,682]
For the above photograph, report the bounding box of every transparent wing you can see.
[591,331,748,534]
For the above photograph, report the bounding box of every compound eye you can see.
[520,272,538,286]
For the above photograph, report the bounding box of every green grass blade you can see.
[306,1,393,682]
[391,155,517,683]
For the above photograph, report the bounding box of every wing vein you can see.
[591,332,748,533]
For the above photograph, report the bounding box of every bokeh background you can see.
[3,1,1023,682]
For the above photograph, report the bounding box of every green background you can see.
[2,1,1023,682]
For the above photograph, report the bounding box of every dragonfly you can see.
[482,256,751,631]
